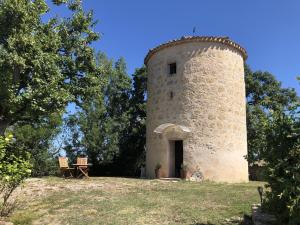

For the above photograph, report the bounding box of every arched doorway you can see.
[154,123,191,178]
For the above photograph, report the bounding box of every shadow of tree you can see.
[190,223,215,225]
[189,214,253,225]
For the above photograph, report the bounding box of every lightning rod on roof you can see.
[193,26,196,35]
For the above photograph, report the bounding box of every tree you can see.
[245,65,300,223]
[0,0,99,135]
[116,66,147,175]
[245,65,299,163]
[64,53,132,174]
[12,113,63,176]
[63,56,148,176]
[262,110,300,224]
[0,1,100,215]
[100,56,131,164]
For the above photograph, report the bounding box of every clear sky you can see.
[49,0,300,93]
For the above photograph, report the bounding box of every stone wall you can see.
[146,38,248,182]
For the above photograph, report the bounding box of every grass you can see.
[9,177,264,225]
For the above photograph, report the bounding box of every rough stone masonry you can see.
[145,36,249,182]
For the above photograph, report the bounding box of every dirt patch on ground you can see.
[14,177,154,202]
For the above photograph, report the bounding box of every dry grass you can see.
[9,177,263,225]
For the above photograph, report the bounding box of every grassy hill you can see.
[10,177,263,225]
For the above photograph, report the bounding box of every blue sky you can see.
[49,0,300,93]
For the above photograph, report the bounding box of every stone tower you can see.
[145,36,248,183]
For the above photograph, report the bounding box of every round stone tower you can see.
[145,36,248,183]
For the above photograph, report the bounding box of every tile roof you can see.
[144,36,247,64]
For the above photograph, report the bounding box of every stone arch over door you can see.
[154,123,191,177]
[154,123,191,139]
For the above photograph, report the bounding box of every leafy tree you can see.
[99,56,131,164]
[116,66,147,175]
[12,113,63,176]
[0,0,99,135]
[64,53,132,174]
[246,65,300,223]
[0,1,100,216]
[245,65,299,163]
[63,56,148,176]
[262,110,300,224]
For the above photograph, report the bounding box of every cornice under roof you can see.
[144,36,247,64]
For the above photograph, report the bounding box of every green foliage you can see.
[12,113,63,176]
[0,134,32,216]
[155,163,162,170]
[245,64,299,164]
[116,66,147,175]
[0,0,99,135]
[64,53,131,171]
[64,55,147,176]
[262,111,300,224]
[245,65,300,223]
[0,0,99,216]
[99,56,132,163]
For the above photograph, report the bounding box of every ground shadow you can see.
[190,223,215,225]
[189,214,253,225]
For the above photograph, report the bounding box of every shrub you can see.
[262,112,300,224]
[0,135,32,216]
[155,163,162,171]
[12,115,63,177]
[30,150,59,177]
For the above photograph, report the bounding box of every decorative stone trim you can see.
[144,36,247,64]
[153,123,191,134]
[153,123,191,140]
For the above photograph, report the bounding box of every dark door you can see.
[174,140,183,178]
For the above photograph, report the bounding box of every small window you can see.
[169,63,176,75]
